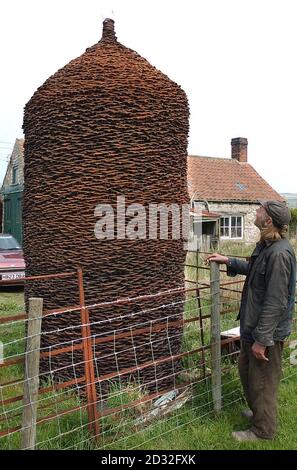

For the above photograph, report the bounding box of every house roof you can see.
[202,210,220,218]
[189,209,221,219]
[15,138,24,152]
[8,138,24,164]
[187,156,284,203]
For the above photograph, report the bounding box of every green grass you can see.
[97,363,297,450]
[0,287,93,450]
[0,288,26,403]
[1,240,297,452]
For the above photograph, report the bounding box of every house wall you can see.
[208,202,260,243]
[2,140,24,187]
[1,140,24,243]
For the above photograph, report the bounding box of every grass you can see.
[0,238,296,450]
[96,357,297,450]
[0,288,90,450]
[0,288,26,404]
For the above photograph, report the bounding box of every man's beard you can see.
[255,217,268,230]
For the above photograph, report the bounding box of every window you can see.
[220,215,243,239]
[12,166,18,184]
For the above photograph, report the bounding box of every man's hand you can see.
[252,342,269,362]
[205,253,229,265]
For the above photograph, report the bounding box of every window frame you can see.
[12,166,18,185]
[220,215,243,240]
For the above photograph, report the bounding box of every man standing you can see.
[206,201,296,442]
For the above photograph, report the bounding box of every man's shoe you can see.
[241,409,253,420]
[231,429,260,442]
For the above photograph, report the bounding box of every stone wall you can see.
[2,139,24,187]
[208,202,260,243]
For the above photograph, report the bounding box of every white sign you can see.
[1,272,25,280]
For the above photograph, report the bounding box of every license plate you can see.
[1,272,25,280]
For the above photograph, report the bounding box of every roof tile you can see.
[187,156,283,203]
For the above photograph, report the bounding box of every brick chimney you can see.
[231,137,248,162]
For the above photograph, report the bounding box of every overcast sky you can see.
[1,0,296,192]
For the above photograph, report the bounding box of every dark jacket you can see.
[227,238,296,346]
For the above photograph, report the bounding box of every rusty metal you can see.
[77,267,99,436]
[0,311,200,373]
[39,376,85,394]
[0,378,24,388]
[99,378,200,418]
[0,394,77,426]
[96,344,210,385]
[0,426,20,438]
[41,342,82,358]
[1,395,23,406]
[0,375,86,409]
[23,18,189,394]
[0,357,24,368]
[1,375,200,430]
[43,305,81,317]
[0,314,26,324]
[0,271,75,285]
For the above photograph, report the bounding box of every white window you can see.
[12,166,18,185]
[220,215,243,239]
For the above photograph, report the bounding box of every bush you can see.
[289,209,297,239]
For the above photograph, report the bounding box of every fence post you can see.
[21,297,43,450]
[196,250,206,379]
[77,268,100,438]
[210,261,222,413]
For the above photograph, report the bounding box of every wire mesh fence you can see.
[0,251,296,450]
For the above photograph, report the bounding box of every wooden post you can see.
[77,268,100,438]
[196,250,206,379]
[196,250,199,284]
[21,297,43,450]
[210,261,222,413]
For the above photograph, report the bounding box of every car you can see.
[0,234,25,286]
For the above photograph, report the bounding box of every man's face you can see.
[254,205,271,229]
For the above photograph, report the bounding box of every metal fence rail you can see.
[0,251,296,450]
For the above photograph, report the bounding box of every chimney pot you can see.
[101,18,117,42]
[231,137,248,162]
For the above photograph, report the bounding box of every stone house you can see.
[1,138,24,244]
[188,137,284,244]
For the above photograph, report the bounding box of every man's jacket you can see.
[227,238,296,346]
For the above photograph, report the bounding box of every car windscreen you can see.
[0,236,21,250]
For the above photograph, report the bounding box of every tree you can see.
[289,208,297,238]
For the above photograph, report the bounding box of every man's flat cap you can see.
[260,200,291,228]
